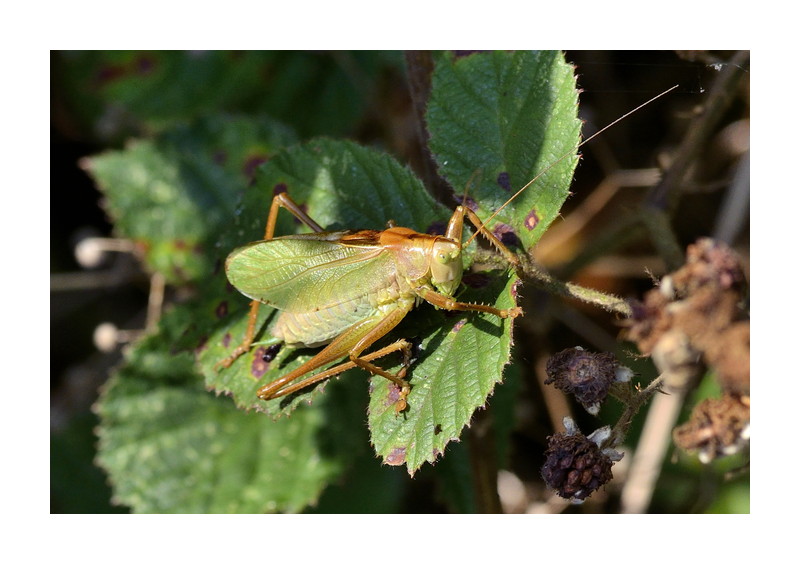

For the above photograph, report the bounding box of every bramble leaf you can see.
[367,271,520,474]
[85,115,297,284]
[95,309,364,513]
[198,137,522,475]
[427,50,581,250]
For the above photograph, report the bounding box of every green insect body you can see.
[218,192,521,412]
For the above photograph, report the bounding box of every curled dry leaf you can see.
[626,238,749,395]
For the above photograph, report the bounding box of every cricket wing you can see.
[225,231,398,314]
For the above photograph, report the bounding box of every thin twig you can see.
[535,168,661,264]
[146,271,165,331]
[553,212,646,281]
[640,207,686,272]
[468,407,503,513]
[713,150,750,244]
[645,50,750,213]
[612,52,751,509]
[608,375,665,448]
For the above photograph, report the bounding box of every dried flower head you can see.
[673,394,750,463]
[545,347,631,414]
[625,238,749,395]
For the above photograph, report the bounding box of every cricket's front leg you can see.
[416,286,523,319]
[461,206,521,269]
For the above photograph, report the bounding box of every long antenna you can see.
[465,84,680,247]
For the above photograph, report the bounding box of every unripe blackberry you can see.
[541,418,623,501]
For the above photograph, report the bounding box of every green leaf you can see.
[427,50,581,249]
[431,440,479,513]
[200,52,580,474]
[95,306,364,513]
[51,412,124,513]
[367,271,520,474]
[309,448,408,513]
[84,115,297,284]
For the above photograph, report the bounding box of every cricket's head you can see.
[428,203,469,296]
[430,237,463,296]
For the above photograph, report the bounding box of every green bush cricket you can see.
[217,189,523,413]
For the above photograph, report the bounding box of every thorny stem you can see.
[471,247,633,317]
[404,51,453,206]
[407,52,504,512]
[468,407,503,513]
[606,375,665,449]
[619,385,688,513]
[521,256,633,317]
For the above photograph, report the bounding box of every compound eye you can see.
[433,240,458,264]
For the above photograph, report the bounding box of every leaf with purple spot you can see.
[427,50,581,251]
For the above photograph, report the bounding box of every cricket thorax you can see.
[379,227,463,297]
